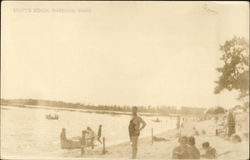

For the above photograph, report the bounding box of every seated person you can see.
[192,127,200,136]
[201,142,217,159]
[172,136,192,159]
[188,136,200,159]
[60,128,72,149]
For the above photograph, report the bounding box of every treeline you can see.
[1,98,206,116]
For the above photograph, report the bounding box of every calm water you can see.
[1,105,176,158]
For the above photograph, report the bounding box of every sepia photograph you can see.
[1,1,249,160]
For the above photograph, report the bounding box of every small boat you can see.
[61,138,81,149]
[151,118,161,123]
[46,114,59,120]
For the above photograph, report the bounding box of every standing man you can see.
[128,106,146,159]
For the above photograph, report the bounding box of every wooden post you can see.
[179,121,182,137]
[102,137,106,154]
[91,138,94,149]
[81,131,86,155]
[151,128,153,145]
[215,116,218,136]
[180,127,182,137]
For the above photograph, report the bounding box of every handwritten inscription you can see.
[13,8,91,13]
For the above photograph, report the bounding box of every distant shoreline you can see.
[1,98,207,117]
[1,104,176,117]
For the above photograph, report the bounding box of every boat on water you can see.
[46,114,59,120]
[151,118,161,123]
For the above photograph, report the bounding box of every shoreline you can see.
[1,105,248,159]
[1,104,173,117]
[58,127,179,159]
[1,104,177,147]
[1,105,177,159]
[59,118,249,159]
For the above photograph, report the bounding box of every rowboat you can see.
[46,114,59,120]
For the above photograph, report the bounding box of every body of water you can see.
[1,105,176,158]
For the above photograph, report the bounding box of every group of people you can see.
[60,125,103,149]
[61,106,219,159]
[85,125,103,147]
[172,136,216,159]
[176,116,185,129]
[128,107,217,159]
[80,126,102,149]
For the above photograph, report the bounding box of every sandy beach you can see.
[60,117,249,160]
[2,1,249,160]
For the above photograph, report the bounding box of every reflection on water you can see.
[1,105,176,158]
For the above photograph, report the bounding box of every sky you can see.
[1,1,249,108]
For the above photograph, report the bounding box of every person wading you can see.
[128,107,146,159]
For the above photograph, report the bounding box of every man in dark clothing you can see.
[188,136,200,159]
[128,107,146,159]
[172,136,192,159]
[201,142,217,159]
